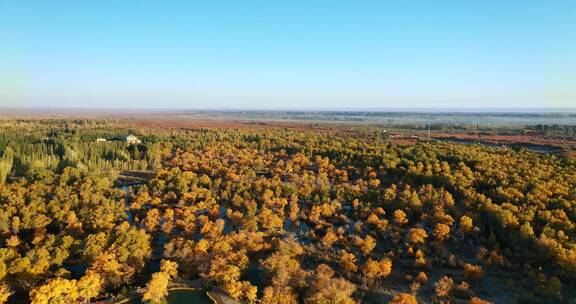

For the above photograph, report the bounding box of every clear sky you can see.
[0,1,574,109]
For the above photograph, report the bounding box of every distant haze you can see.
[0,1,575,109]
[1,108,574,127]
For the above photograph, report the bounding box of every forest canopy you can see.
[0,119,575,303]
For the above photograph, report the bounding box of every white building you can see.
[125,135,141,145]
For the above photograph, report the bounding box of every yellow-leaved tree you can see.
[363,258,392,284]
[142,259,179,304]
[0,284,12,304]
[142,272,170,304]
[29,272,102,304]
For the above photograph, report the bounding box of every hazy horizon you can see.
[1,105,575,114]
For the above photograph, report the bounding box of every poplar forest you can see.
[0,119,575,304]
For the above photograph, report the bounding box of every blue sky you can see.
[0,0,574,109]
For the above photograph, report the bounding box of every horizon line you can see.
[1,105,575,114]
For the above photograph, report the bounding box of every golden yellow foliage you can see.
[434,276,453,297]
[160,259,179,278]
[305,264,356,304]
[89,252,130,288]
[390,293,418,304]
[433,223,450,242]
[76,271,103,301]
[414,249,427,267]
[4,121,576,303]
[142,272,170,304]
[363,258,392,282]
[0,284,12,304]
[459,215,474,234]
[408,228,428,245]
[262,286,299,304]
[463,263,484,281]
[416,272,428,283]
[29,272,102,304]
[355,235,377,255]
[5,235,20,247]
[393,210,408,226]
[30,278,78,304]
[469,297,493,304]
[339,250,358,273]
[321,230,338,248]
